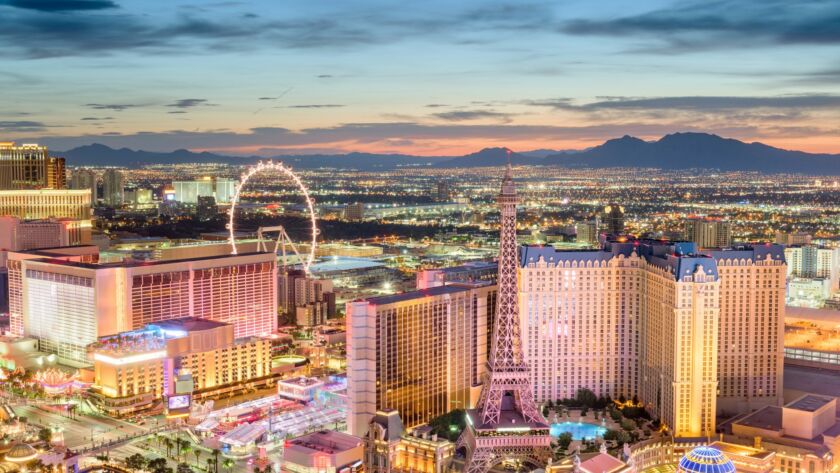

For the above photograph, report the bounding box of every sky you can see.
[2,0,840,156]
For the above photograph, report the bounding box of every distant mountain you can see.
[59,144,253,167]
[58,144,447,170]
[59,133,840,174]
[435,147,543,167]
[519,148,581,158]
[544,132,840,174]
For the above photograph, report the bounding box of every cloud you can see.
[80,116,113,121]
[433,109,513,122]
[86,103,143,111]
[528,94,840,112]
[0,120,50,132]
[561,0,840,52]
[0,2,558,59]
[1,0,117,11]
[167,98,213,108]
[285,104,344,109]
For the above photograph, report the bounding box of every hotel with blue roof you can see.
[519,235,786,437]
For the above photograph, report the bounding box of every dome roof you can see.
[4,443,36,463]
[678,447,735,473]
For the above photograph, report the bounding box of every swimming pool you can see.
[550,422,607,440]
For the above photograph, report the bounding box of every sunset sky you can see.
[3,0,840,156]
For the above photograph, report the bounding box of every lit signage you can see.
[168,394,191,410]
[93,350,166,366]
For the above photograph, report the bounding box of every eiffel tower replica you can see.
[457,162,552,473]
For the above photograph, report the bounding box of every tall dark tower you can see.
[457,164,551,473]
[603,203,625,235]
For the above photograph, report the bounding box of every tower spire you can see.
[456,166,551,473]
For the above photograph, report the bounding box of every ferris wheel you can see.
[227,161,319,272]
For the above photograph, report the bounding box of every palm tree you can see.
[211,449,221,473]
[222,458,234,473]
[193,449,202,467]
[181,444,192,464]
[205,458,215,473]
[164,437,174,459]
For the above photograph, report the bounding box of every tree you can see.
[194,449,203,467]
[38,427,53,444]
[556,432,573,450]
[181,444,192,464]
[575,388,597,408]
[126,454,148,471]
[211,449,222,473]
[222,458,235,473]
[427,409,466,442]
[178,463,193,473]
[206,459,216,473]
[620,418,637,432]
[148,457,168,473]
[164,437,174,459]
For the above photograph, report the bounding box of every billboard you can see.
[167,394,191,410]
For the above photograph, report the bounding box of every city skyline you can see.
[3,0,840,156]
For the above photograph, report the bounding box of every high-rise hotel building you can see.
[346,281,496,436]
[8,250,277,364]
[519,239,785,436]
[0,142,65,190]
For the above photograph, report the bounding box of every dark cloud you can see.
[316,74,333,79]
[285,104,344,109]
[167,98,213,108]
[0,120,50,132]
[167,111,188,114]
[86,103,143,111]
[561,0,840,51]
[80,116,113,121]
[433,109,513,122]
[528,95,840,112]
[2,0,117,11]
[0,2,556,59]
[425,104,449,108]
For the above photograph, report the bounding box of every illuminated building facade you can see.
[11,251,276,364]
[6,246,99,338]
[711,246,786,414]
[0,142,65,190]
[0,216,90,251]
[729,394,840,473]
[102,169,125,207]
[683,218,732,249]
[0,189,92,220]
[90,317,272,416]
[174,179,214,204]
[575,219,599,244]
[519,239,786,437]
[346,282,495,436]
[278,269,336,326]
[640,248,720,438]
[785,245,838,281]
[69,169,97,202]
[283,431,365,473]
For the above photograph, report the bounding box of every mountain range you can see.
[59,133,840,174]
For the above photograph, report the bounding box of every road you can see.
[12,404,160,450]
